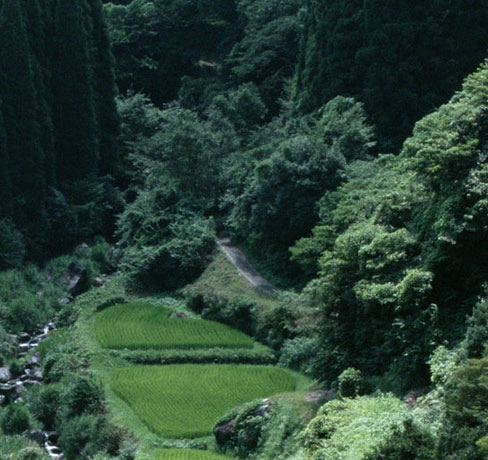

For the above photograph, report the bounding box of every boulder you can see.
[0,383,18,402]
[0,366,11,383]
[62,261,89,296]
[27,429,48,445]
[19,332,31,343]
[25,352,41,369]
[213,419,235,445]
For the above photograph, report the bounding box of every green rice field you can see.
[111,364,297,438]
[141,449,231,460]
[95,303,254,350]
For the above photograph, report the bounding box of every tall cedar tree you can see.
[0,0,119,258]
[51,0,99,183]
[0,0,47,242]
[293,0,488,151]
[87,0,120,177]
[0,101,11,218]
[22,0,56,187]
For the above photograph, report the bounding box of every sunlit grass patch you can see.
[111,364,297,438]
[140,449,232,460]
[95,303,254,350]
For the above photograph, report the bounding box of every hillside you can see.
[2,1,488,459]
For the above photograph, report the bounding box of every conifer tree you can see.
[293,0,488,151]
[0,102,11,218]
[51,0,99,184]
[87,0,120,176]
[0,0,47,240]
[22,0,56,187]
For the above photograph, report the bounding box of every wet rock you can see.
[0,383,19,402]
[27,429,48,445]
[58,297,72,306]
[62,261,89,296]
[213,419,235,445]
[29,369,43,381]
[25,352,41,369]
[19,332,31,343]
[0,366,11,383]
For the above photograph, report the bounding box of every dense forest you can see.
[2,0,488,459]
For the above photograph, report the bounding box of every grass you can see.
[94,302,254,350]
[138,449,232,460]
[111,364,298,438]
[184,251,279,308]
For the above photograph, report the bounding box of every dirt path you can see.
[217,238,276,296]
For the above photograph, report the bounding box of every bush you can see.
[28,384,62,431]
[199,295,258,337]
[61,374,104,418]
[278,336,318,374]
[338,367,365,398]
[1,404,32,435]
[0,219,26,270]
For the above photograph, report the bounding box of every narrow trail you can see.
[217,238,276,296]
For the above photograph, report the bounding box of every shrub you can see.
[278,336,318,374]
[0,219,26,270]
[1,404,32,435]
[61,374,104,418]
[338,367,365,398]
[28,384,62,431]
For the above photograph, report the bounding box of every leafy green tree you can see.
[229,96,374,279]
[117,184,216,290]
[104,0,240,104]
[226,0,304,115]
[437,357,488,460]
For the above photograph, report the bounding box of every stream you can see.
[0,322,64,459]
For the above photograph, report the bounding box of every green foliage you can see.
[148,449,232,460]
[462,294,488,359]
[1,404,32,435]
[278,336,318,375]
[0,435,48,460]
[0,265,61,333]
[436,357,488,460]
[58,413,127,460]
[215,399,304,459]
[293,0,488,151]
[226,0,304,115]
[118,207,216,291]
[228,96,374,274]
[95,302,254,350]
[297,394,432,460]
[108,345,275,366]
[364,418,436,460]
[338,368,365,398]
[111,364,297,438]
[0,0,120,259]
[0,219,26,270]
[104,0,239,104]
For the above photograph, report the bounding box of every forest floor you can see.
[217,238,276,296]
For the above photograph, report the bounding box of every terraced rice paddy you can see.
[145,449,231,460]
[95,303,254,350]
[111,364,297,438]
